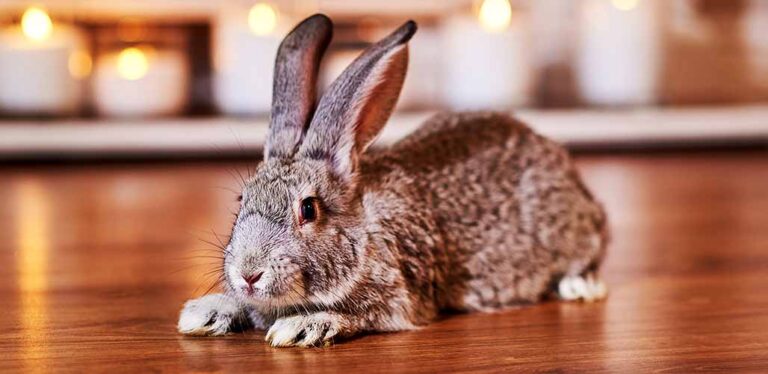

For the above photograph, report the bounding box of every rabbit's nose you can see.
[243,271,263,288]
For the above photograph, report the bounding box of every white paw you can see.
[265,312,344,348]
[178,294,243,336]
[558,273,607,302]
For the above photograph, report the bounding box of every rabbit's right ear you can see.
[265,14,333,160]
[297,21,416,181]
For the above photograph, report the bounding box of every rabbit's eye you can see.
[237,194,242,202]
[299,197,318,224]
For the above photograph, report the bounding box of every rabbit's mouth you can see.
[227,261,307,308]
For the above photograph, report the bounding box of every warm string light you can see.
[611,0,640,11]
[478,0,513,32]
[248,3,278,35]
[21,6,53,41]
[19,7,93,79]
[117,47,150,80]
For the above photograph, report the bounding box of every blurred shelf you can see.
[1,106,767,160]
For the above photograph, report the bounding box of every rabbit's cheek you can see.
[266,267,306,300]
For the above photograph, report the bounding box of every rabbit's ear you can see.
[298,20,417,180]
[265,14,333,160]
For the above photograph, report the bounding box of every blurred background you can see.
[1,3,768,369]
[0,0,767,158]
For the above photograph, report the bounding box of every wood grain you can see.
[1,152,767,372]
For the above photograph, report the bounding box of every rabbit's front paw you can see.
[178,294,244,336]
[265,312,350,347]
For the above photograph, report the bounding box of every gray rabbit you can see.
[178,14,608,347]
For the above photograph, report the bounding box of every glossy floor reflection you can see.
[1,152,767,372]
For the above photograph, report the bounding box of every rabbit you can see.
[178,14,608,347]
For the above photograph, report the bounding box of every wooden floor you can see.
[1,151,767,372]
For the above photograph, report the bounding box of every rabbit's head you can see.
[224,14,416,310]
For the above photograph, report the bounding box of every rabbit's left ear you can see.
[298,20,417,181]
[266,14,333,160]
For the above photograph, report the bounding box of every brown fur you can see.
[178,15,607,348]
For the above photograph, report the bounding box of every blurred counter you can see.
[1,106,767,160]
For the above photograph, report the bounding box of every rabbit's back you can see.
[364,112,607,311]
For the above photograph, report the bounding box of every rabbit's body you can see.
[178,15,608,347]
[358,112,607,322]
